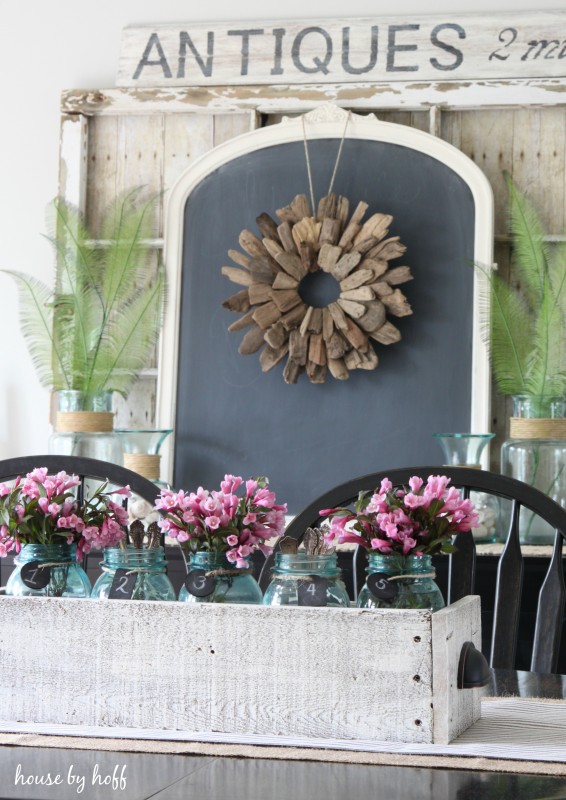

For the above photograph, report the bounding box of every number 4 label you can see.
[297,576,327,606]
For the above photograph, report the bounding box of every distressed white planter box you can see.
[0,595,481,745]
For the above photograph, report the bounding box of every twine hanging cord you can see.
[204,568,253,577]
[0,561,70,592]
[301,111,351,213]
[386,571,437,582]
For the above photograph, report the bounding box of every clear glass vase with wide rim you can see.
[262,551,350,608]
[356,553,445,611]
[433,432,499,543]
[500,395,566,544]
[5,542,91,598]
[178,551,263,605]
[90,545,176,601]
[48,390,122,465]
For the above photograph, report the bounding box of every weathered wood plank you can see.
[431,596,482,744]
[62,80,566,118]
[0,597,479,743]
[118,15,566,88]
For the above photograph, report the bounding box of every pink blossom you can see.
[226,534,239,546]
[370,537,394,553]
[206,515,221,531]
[27,467,48,483]
[408,476,424,493]
[221,474,243,494]
[245,479,258,498]
[110,485,131,497]
[403,492,427,509]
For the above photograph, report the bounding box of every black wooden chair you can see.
[0,455,161,586]
[259,467,566,674]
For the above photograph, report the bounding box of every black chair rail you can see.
[0,455,159,506]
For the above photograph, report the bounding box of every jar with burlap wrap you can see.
[115,429,173,486]
[178,551,263,605]
[262,551,350,607]
[90,545,176,601]
[357,554,445,611]
[500,395,566,544]
[48,390,122,465]
[6,543,91,598]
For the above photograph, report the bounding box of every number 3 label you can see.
[185,569,216,597]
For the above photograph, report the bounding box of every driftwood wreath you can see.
[222,192,413,384]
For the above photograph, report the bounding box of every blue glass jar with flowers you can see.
[155,475,287,604]
[0,467,130,597]
[322,474,479,611]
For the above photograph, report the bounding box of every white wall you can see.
[0,1,562,458]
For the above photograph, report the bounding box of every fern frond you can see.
[504,172,550,308]
[0,271,72,389]
[90,267,166,397]
[489,271,534,394]
[7,191,164,399]
[525,262,566,396]
[99,189,158,313]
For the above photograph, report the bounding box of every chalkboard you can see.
[173,137,475,512]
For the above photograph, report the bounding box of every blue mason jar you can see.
[357,553,445,611]
[91,545,176,601]
[262,552,350,607]
[178,551,263,605]
[5,542,91,598]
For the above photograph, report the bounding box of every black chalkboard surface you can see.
[174,137,475,512]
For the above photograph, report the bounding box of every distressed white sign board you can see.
[0,596,480,745]
[118,12,566,87]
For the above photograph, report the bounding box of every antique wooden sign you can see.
[118,11,566,87]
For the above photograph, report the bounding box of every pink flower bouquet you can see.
[155,475,287,567]
[321,474,479,557]
[0,467,130,559]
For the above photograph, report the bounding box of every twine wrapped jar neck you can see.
[509,395,566,440]
[123,453,161,480]
[509,418,566,440]
[56,411,114,433]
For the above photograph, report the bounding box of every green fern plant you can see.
[2,189,165,405]
[479,173,566,404]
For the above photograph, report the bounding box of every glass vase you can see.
[115,428,173,487]
[262,551,350,607]
[91,545,176,601]
[5,542,91,598]
[500,395,566,544]
[356,553,445,611]
[48,390,122,465]
[433,432,499,543]
[178,551,263,605]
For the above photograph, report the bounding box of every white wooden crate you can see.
[0,595,481,745]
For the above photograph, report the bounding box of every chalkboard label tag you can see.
[367,573,398,603]
[297,576,328,607]
[21,561,51,590]
[108,568,138,600]
[185,569,216,597]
